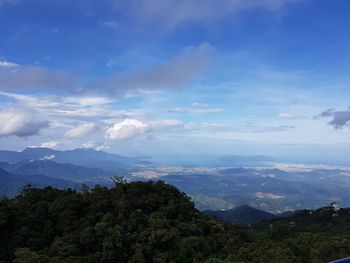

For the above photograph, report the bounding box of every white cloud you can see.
[65,123,97,138]
[169,103,224,113]
[49,120,74,128]
[40,155,56,160]
[0,108,48,137]
[150,119,183,128]
[40,141,60,148]
[105,119,152,140]
[0,60,18,68]
[0,92,137,122]
[63,96,114,106]
[82,142,110,151]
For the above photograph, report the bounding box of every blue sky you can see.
[0,0,350,163]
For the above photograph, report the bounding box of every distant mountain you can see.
[205,205,276,225]
[0,168,80,197]
[216,155,276,166]
[0,147,150,169]
[0,159,113,182]
[276,210,297,218]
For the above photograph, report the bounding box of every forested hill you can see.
[1,180,350,263]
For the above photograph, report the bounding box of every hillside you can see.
[205,205,276,225]
[0,180,246,263]
[0,168,80,197]
[0,159,113,182]
[1,181,350,262]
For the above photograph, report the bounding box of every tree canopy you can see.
[0,181,349,262]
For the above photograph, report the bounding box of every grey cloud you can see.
[0,109,49,137]
[0,65,77,90]
[316,108,350,129]
[98,43,213,95]
[0,43,212,97]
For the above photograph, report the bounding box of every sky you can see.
[0,0,350,163]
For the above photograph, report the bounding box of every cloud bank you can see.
[0,109,49,137]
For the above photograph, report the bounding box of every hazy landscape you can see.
[2,147,350,215]
[1,0,350,262]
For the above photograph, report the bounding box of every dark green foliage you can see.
[1,181,350,262]
[0,181,245,263]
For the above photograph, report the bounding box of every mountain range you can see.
[0,147,150,169]
[0,147,151,196]
[0,168,80,197]
[205,205,277,225]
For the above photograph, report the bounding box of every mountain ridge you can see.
[0,147,150,169]
[205,204,277,225]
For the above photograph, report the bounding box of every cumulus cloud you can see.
[100,43,213,95]
[0,108,49,137]
[316,108,350,129]
[65,123,97,138]
[105,119,152,140]
[110,0,299,30]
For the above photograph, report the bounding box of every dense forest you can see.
[1,179,350,263]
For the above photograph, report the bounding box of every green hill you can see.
[1,180,350,262]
